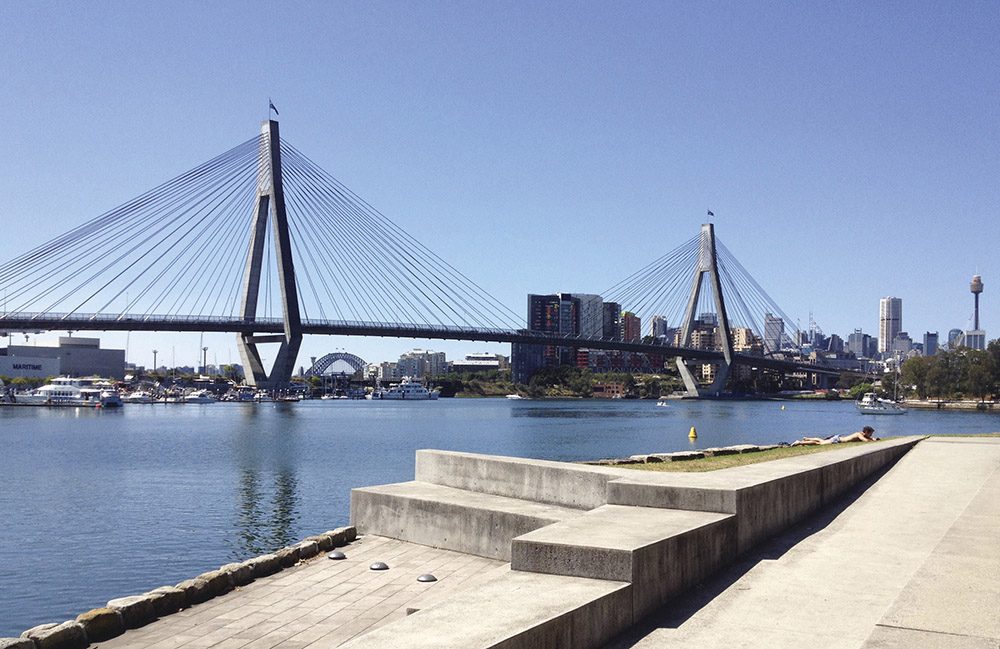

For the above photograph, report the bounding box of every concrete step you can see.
[339,569,632,649]
[351,481,585,560]
[511,504,735,622]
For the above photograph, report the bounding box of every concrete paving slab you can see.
[90,535,506,649]
[602,437,1000,649]
[338,570,632,649]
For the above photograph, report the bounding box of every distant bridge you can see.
[0,118,837,393]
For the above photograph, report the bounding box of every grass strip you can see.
[621,443,867,472]
[620,432,999,473]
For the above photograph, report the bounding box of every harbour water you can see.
[1,398,997,636]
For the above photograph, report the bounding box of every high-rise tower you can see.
[971,274,984,330]
[962,275,986,350]
[878,297,902,354]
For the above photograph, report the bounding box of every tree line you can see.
[897,340,1000,401]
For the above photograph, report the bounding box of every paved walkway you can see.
[603,436,1000,649]
[93,535,506,649]
[92,437,997,649]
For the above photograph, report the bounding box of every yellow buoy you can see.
[781,405,786,410]
[688,426,697,439]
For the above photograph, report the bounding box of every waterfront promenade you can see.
[25,435,996,649]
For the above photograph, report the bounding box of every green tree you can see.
[900,356,933,399]
[847,382,874,401]
[962,350,995,401]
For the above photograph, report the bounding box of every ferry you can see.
[15,377,123,408]
[370,376,440,400]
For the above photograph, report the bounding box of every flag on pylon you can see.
[269,99,279,116]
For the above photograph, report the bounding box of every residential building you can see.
[731,327,763,355]
[602,302,621,341]
[396,349,447,378]
[575,294,604,339]
[621,312,642,342]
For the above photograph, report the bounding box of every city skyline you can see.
[2,3,998,368]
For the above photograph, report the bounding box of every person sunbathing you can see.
[791,426,877,446]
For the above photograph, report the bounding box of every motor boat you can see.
[184,389,217,403]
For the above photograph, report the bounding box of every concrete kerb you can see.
[8,526,357,649]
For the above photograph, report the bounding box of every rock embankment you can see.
[586,443,783,465]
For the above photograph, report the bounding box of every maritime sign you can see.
[0,357,60,378]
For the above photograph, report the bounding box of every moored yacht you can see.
[370,376,440,400]
[856,392,906,415]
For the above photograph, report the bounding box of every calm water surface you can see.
[1,398,997,635]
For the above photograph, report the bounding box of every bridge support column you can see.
[675,223,734,398]
[236,120,302,391]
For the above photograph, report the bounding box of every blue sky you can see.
[2,1,998,371]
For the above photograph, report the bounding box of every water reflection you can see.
[228,406,300,560]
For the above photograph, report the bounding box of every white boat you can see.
[184,389,217,403]
[856,392,906,415]
[123,390,155,404]
[370,376,440,400]
[505,394,525,400]
[16,377,123,408]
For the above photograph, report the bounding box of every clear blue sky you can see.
[3,1,998,370]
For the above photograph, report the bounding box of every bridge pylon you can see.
[675,223,734,397]
[236,120,302,391]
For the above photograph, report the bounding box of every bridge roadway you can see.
[0,313,838,377]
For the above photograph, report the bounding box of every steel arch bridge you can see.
[305,352,367,377]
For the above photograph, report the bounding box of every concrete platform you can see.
[350,480,585,560]
[340,570,632,649]
[602,436,1000,649]
[511,505,735,621]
